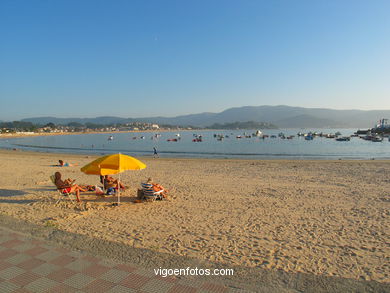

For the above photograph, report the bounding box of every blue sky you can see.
[0,0,389,120]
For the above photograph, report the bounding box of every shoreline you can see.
[1,148,389,164]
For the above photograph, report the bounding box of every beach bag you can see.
[95,186,104,195]
[137,188,144,199]
[106,187,116,195]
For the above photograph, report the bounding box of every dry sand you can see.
[0,150,389,291]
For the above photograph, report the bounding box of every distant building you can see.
[152,124,159,129]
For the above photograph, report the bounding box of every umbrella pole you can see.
[117,173,120,206]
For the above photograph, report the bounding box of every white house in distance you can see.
[152,124,159,129]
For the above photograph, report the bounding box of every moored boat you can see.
[335,136,350,141]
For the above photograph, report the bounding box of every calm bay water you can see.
[1,129,389,159]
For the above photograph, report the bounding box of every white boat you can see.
[108,136,114,141]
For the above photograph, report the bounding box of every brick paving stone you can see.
[120,273,151,289]
[134,268,154,278]
[7,253,32,265]
[140,278,176,293]
[201,282,229,293]
[30,239,44,246]
[168,284,199,293]
[9,271,41,287]
[31,262,60,276]
[24,276,59,293]
[12,288,32,293]
[24,246,49,257]
[155,275,178,283]
[100,268,130,283]
[49,254,76,266]
[0,249,18,259]
[12,243,36,252]
[53,247,69,254]
[1,239,24,248]
[0,280,20,293]
[115,263,137,273]
[35,250,62,262]
[9,232,22,238]
[82,263,111,278]
[17,257,45,270]
[81,255,101,263]
[0,260,12,271]
[48,283,77,293]
[107,284,138,293]
[0,237,13,244]
[66,250,83,258]
[177,277,205,288]
[65,259,92,272]
[63,272,94,289]
[46,267,77,282]
[97,259,118,268]
[82,278,117,293]
[0,266,26,280]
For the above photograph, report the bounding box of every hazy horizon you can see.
[1,104,389,123]
[1,1,389,120]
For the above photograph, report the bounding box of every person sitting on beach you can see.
[54,172,86,202]
[145,177,169,199]
[58,160,77,167]
[101,175,125,194]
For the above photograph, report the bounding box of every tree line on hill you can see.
[1,120,279,133]
[205,121,277,129]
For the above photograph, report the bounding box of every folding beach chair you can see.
[49,175,75,204]
[141,183,164,202]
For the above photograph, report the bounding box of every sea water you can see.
[0,129,389,160]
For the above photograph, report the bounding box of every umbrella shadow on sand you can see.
[82,194,140,204]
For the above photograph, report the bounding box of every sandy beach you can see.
[0,149,388,291]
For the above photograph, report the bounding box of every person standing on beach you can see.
[153,147,159,158]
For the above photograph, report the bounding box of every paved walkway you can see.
[0,227,238,293]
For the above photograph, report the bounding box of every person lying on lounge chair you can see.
[54,172,86,202]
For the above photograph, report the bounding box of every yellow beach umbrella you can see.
[81,153,146,205]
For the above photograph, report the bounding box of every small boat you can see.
[108,136,114,141]
[335,137,351,141]
[372,136,383,142]
[167,138,178,142]
[305,135,313,140]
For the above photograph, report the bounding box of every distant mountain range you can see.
[20,105,390,128]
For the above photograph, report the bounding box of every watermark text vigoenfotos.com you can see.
[155,267,234,278]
